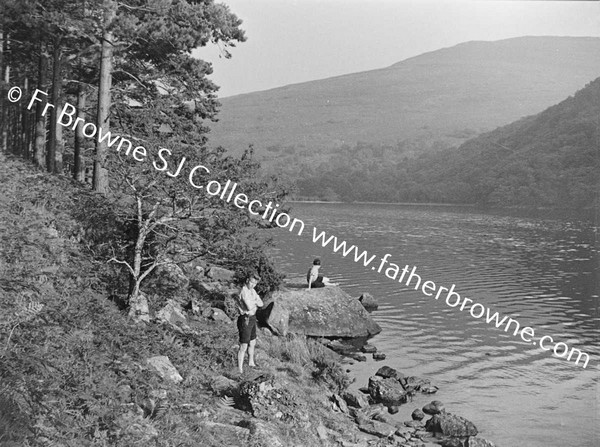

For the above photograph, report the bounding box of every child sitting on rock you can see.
[307,258,339,289]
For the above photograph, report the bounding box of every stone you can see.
[375,366,403,381]
[154,262,189,293]
[404,420,425,429]
[264,286,381,337]
[373,412,395,425]
[388,405,400,414]
[332,394,349,413]
[146,356,183,383]
[205,307,232,323]
[441,438,464,447]
[129,292,150,323]
[361,343,377,353]
[191,280,219,294]
[358,293,379,311]
[207,266,235,282]
[422,400,445,415]
[412,409,425,421]
[356,403,388,420]
[373,353,386,360]
[210,375,236,394]
[467,437,496,447]
[357,419,397,438]
[369,377,407,406]
[343,390,370,409]
[352,353,367,362]
[155,299,188,326]
[327,340,355,355]
[316,424,328,440]
[425,413,478,437]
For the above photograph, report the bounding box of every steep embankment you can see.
[0,154,354,446]
[210,36,600,159]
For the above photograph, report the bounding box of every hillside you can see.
[208,36,600,173]
[296,77,600,208]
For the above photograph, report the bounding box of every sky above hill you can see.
[194,0,600,98]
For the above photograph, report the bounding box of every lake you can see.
[266,202,599,447]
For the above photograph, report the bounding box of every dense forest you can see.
[293,77,600,209]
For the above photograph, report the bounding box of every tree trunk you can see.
[0,31,4,154]
[93,5,115,194]
[21,78,30,159]
[74,84,86,181]
[48,37,64,174]
[34,42,47,168]
[1,34,9,153]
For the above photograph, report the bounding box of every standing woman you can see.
[237,273,263,374]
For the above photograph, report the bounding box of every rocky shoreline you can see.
[146,266,498,447]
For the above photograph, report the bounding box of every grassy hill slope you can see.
[0,155,360,446]
[296,77,600,208]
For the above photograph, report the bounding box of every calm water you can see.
[266,203,599,447]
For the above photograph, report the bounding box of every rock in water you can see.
[375,366,403,381]
[425,413,478,437]
[368,377,408,406]
[373,353,386,360]
[411,409,425,421]
[358,293,379,311]
[422,400,445,415]
[361,343,377,353]
[264,286,381,337]
[467,437,497,447]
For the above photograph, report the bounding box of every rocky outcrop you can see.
[263,286,381,338]
[156,299,188,326]
[425,412,478,437]
[154,262,189,294]
[368,376,408,406]
[207,266,235,282]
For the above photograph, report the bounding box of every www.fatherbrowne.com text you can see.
[310,227,591,369]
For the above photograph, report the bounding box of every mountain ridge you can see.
[208,36,600,163]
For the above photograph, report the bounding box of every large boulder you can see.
[146,356,183,383]
[368,376,408,406]
[154,262,189,294]
[155,299,187,326]
[425,413,478,437]
[207,266,235,283]
[264,286,381,338]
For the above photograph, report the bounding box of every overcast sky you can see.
[195,0,600,98]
